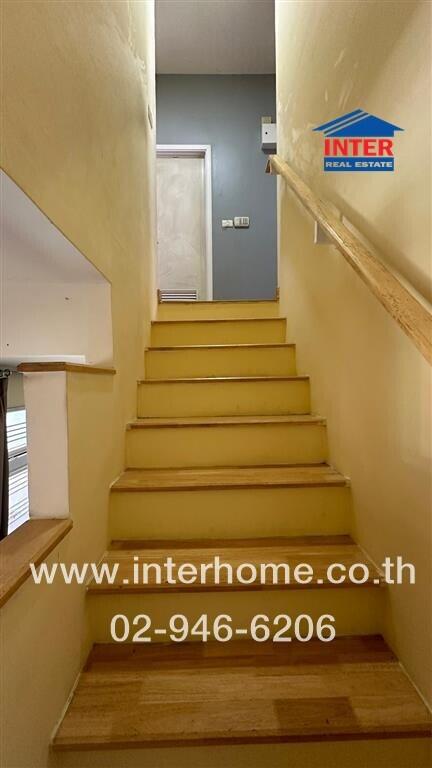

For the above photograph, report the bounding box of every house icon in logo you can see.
[314,109,403,137]
[314,109,404,171]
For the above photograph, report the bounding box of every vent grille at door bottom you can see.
[159,290,198,302]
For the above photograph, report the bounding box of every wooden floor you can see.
[87,535,383,594]
[52,635,431,751]
[111,464,347,492]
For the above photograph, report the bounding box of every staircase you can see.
[52,300,431,765]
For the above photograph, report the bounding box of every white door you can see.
[157,155,206,299]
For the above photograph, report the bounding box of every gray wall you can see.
[156,75,277,300]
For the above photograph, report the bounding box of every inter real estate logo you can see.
[313,109,403,172]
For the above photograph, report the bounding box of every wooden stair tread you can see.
[52,635,432,750]
[152,317,284,325]
[127,415,325,429]
[148,342,295,350]
[111,464,347,492]
[109,534,353,549]
[87,535,383,593]
[138,375,309,384]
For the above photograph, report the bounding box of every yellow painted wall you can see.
[276,0,431,703]
[0,1,156,765]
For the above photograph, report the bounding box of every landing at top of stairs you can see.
[156,298,280,320]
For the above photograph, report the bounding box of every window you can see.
[6,408,29,533]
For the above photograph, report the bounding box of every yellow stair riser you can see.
[145,345,297,379]
[157,301,280,321]
[109,486,351,540]
[52,739,432,768]
[126,423,327,469]
[88,587,384,643]
[138,379,310,418]
[151,319,286,346]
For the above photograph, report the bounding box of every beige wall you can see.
[0,1,156,765]
[276,0,431,703]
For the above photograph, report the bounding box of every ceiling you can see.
[155,0,275,74]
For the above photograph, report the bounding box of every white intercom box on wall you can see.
[261,122,277,150]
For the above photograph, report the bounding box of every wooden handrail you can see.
[267,154,432,366]
[0,519,73,608]
[17,362,116,375]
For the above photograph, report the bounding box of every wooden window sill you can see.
[17,362,115,375]
[0,518,73,608]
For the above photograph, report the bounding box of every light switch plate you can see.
[234,216,250,228]
[222,219,234,228]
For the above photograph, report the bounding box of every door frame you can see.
[156,144,213,300]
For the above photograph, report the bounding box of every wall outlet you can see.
[234,216,250,228]
[222,219,234,228]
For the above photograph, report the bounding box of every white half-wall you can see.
[23,372,69,519]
